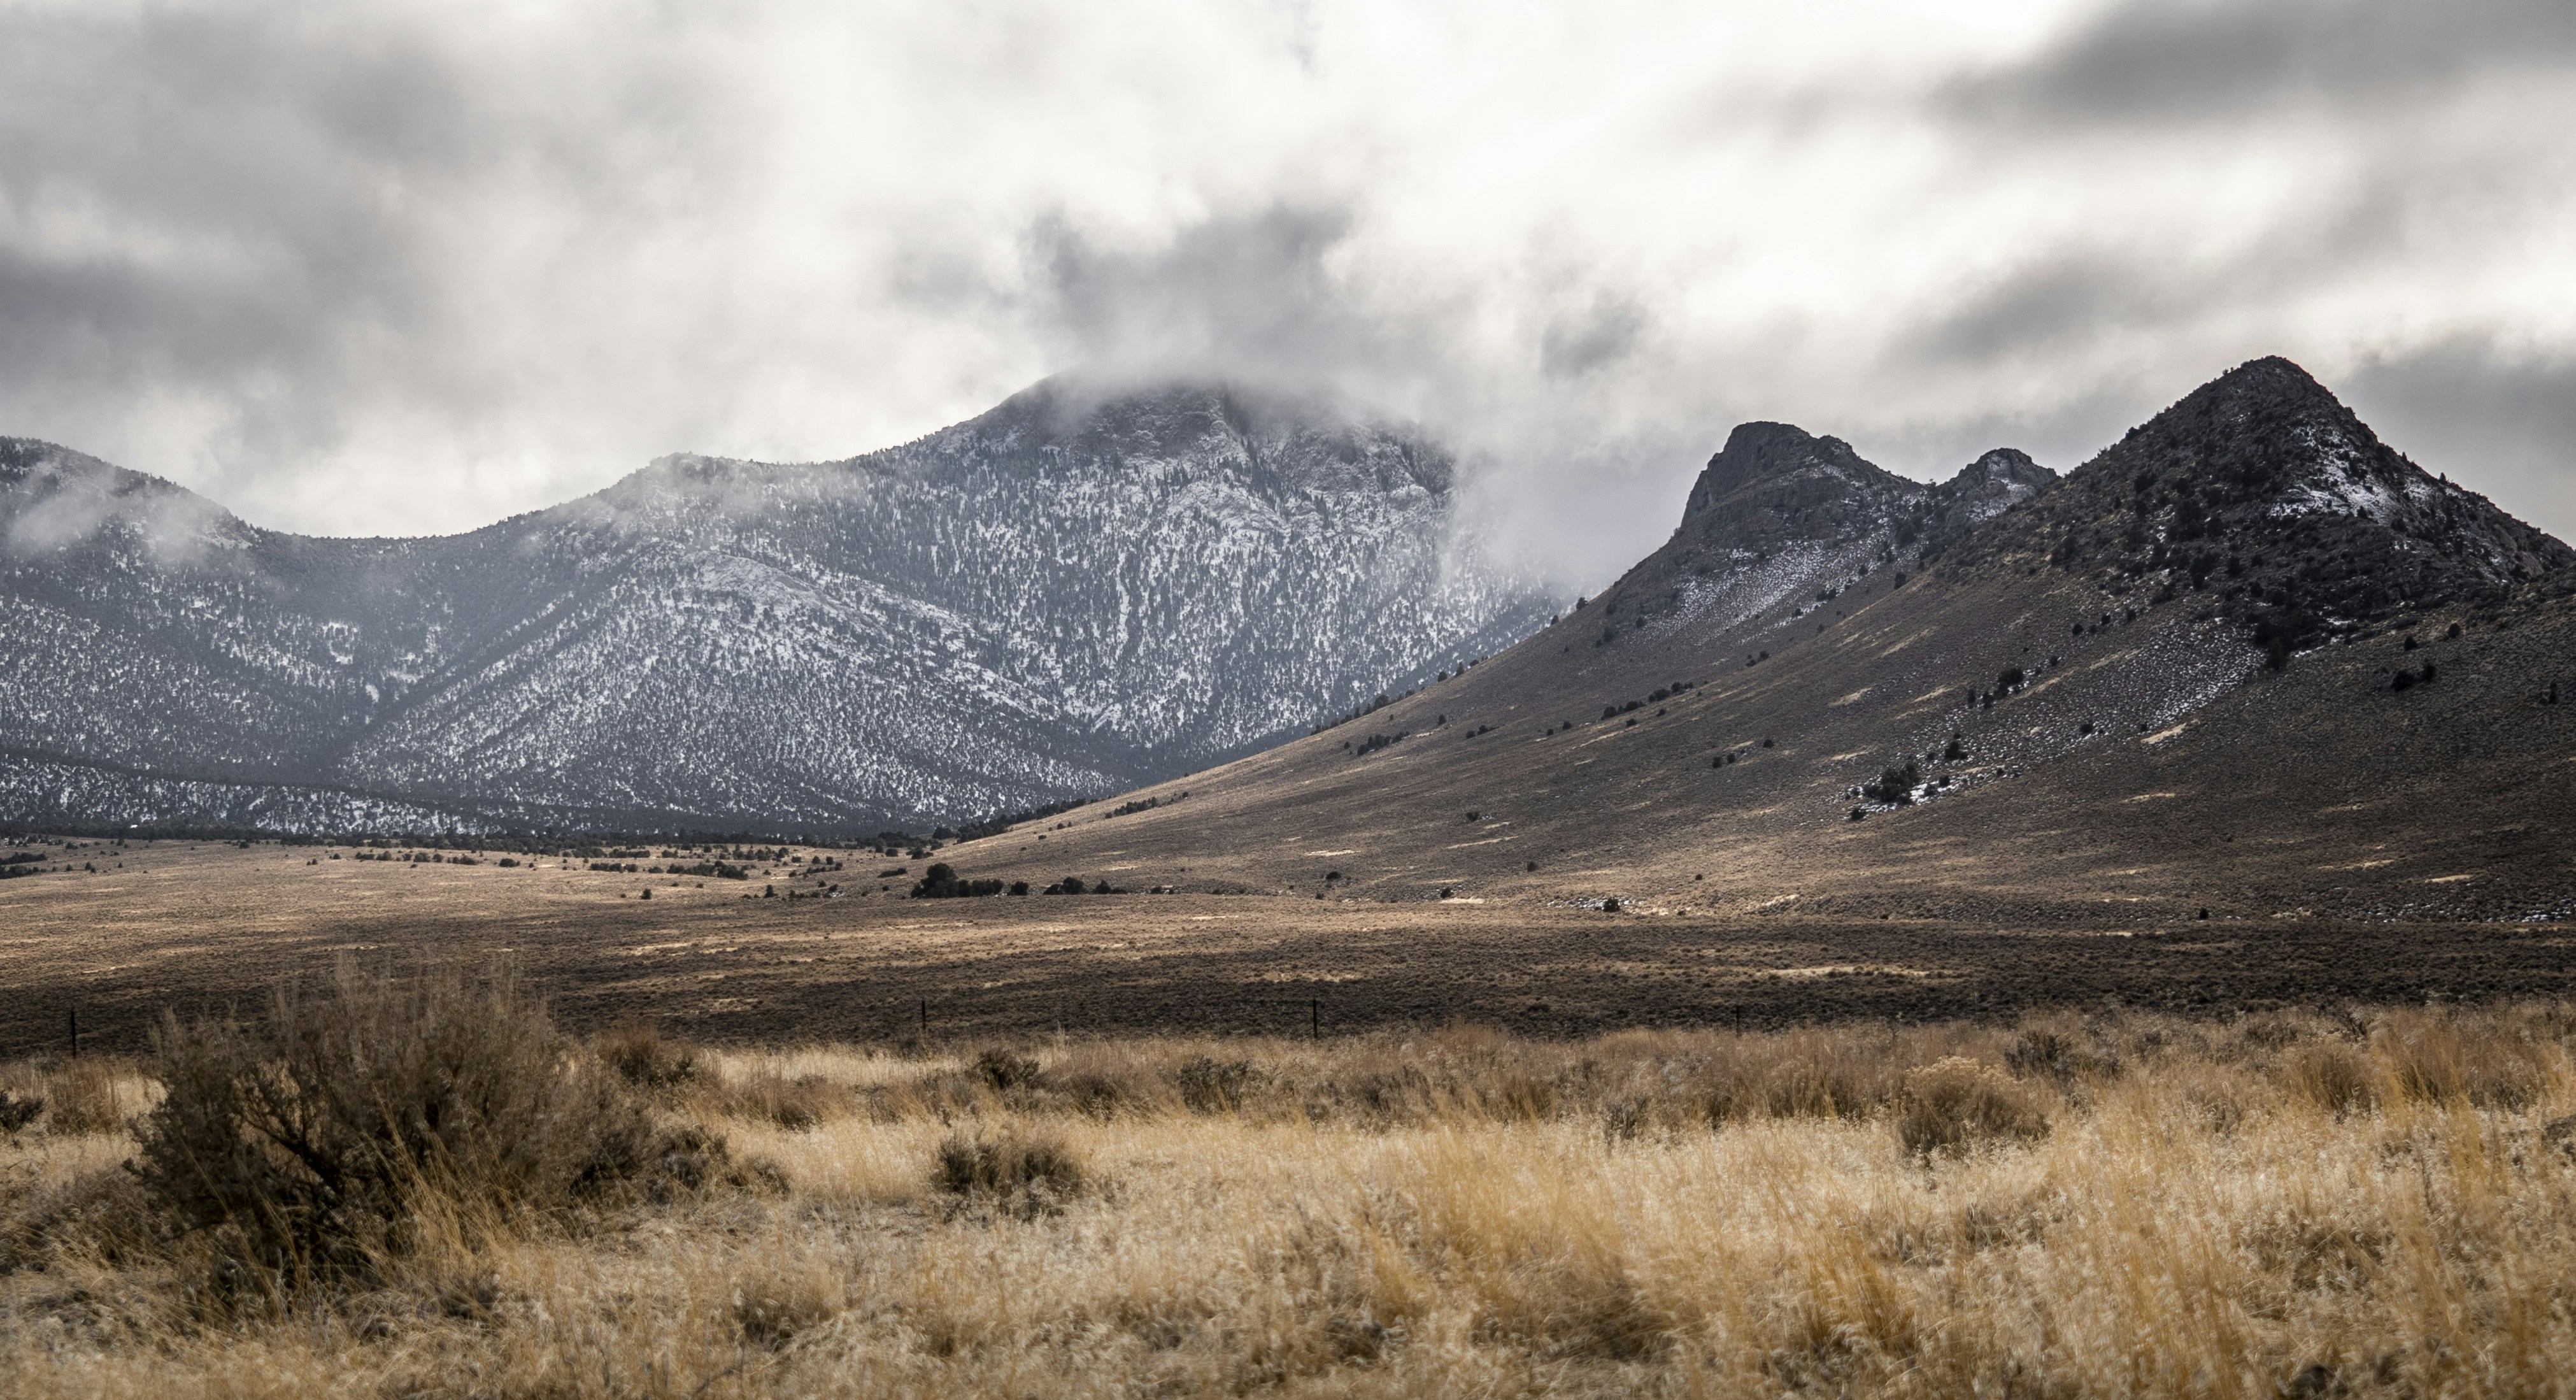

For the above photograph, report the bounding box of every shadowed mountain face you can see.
[0,381,1556,834]
[1958,357,2572,657]
[940,359,2576,927]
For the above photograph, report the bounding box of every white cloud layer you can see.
[2,0,2571,586]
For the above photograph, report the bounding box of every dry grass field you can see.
[7,968,2576,1399]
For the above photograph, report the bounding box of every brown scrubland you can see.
[7,966,2576,1397]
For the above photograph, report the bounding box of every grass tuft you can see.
[1898,1056,2050,1155]
[931,1127,1085,1203]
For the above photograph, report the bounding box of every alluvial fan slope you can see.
[0,380,1555,834]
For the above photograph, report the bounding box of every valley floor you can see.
[7,1009,2576,1397]
[2,839,2572,1058]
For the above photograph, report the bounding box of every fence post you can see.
[1310,997,1319,1040]
[920,997,929,1039]
[68,1004,79,1059]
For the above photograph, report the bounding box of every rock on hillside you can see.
[0,380,1556,835]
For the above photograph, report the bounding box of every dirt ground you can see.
[4,838,2571,1058]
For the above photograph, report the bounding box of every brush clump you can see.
[122,961,761,1298]
[931,1127,1086,1211]
[1898,1056,2051,1155]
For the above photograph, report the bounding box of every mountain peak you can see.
[1,437,249,562]
[1587,422,1917,632]
[2202,353,2331,397]
[1958,357,2572,648]
[1946,447,2050,489]
[2102,356,2341,443]
[887,376,1456,500]
[1937,448,2056,517]
[1684,422,1877,518]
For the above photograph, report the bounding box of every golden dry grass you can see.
[8,1006,2576,1397]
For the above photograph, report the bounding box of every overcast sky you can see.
[3,0,2571,586]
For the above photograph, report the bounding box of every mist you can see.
[2,0,2570,589]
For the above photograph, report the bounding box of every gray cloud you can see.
[1902,254,2172,365]
[2344,339,2576,543]
[0,0,2567,576]
[1539,294,1647,382]
[1032,203,1379,392]
[1952,0,2576,122]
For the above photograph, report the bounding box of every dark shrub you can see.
[129,961,678,1290]
[0,1166,156,1273]
[911,863,1004,898]
[733,1275,839,1349]
[2005,1025,2120,1084]
[711,1071,839,1131]
[931,1129,1085,1203]
[0,1089,40,1135]
[599,1020,697,1090]
[973,1048,1044,1092]
[1174,1056,1255,1113]
[1863,761,1922,806]
[2288,1041,2376,1117]
[1898,1058,2049,1156]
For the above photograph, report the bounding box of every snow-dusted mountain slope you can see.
[0,380,1557,834]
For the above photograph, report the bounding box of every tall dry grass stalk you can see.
[6,1001,2576,1396]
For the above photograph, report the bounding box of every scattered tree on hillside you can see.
[912,864,1005,899]
[1864,761,1923,806]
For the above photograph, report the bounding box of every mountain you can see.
[932,358,2576,927]
[1948,357,2569,655]
[0,380,1556,835]
[1589,424,2053,645]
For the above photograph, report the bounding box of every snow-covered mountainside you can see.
[0,380,1556,834]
